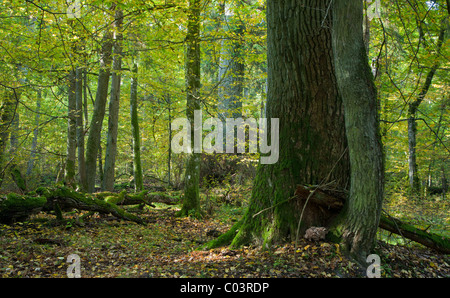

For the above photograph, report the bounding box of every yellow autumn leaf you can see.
[335,243,341,254]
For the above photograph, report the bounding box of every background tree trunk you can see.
[103,9,123,191]
[64,70,77,187]
[130,62,143,192]
[407,26,445,196]
[9,99,19,157]
[85,31,113,193]
[217,3,245,149]
[0,89,19,190]
[332,0,384,264]
[166,94,172,188]
[0,91,16,187]
[8,91,21,190]
[179,0,202,217]
[216,0,350,248]
[76,68,87,191]
[83,69,89,128]
[26,90,40,177]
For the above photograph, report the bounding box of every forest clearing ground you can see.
[0,193,449,278]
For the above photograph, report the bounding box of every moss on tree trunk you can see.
[332,1,385,264]
[178,153,202,218]
[179,0,202,218]
[85,31,114,193]
[210,0,350,249]
[103,9,124,192]
[65,70,77,187]
[10,165,27,192]
[130,62,143,192]
[0,90,17,188]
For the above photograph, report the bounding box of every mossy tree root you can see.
[203,185,450,255]
[201,219,243,250]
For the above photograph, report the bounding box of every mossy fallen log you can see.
[95,190,180,206]
[0,186,145,225]
[379,214,450,254]
[0,193,47,224]
[0,186,181,225]
[40,186,145,225]
[295,185,450,253]
[143,192,180,205]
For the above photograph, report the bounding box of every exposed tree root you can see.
[203,185,450,254]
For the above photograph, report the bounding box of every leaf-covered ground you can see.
[0,201,449,278]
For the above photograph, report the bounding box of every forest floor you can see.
[0,187,449,278]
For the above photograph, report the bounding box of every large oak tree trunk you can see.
[214,0,350,248]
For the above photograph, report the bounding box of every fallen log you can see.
[379,213,450,254]
[0,186,181,225]
[0,186,144,225]
[0,193,47,224]
[294,185,450,254]
[41,186,145,225]
[96,190,180,206]
[142,192,180,205]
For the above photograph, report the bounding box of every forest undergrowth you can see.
[0,185,448,278]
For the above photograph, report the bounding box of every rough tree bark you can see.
[130,62,143,192]
[65,70,77,187]
[166,94,172,188]
[103,9,124,191]
[85,31,114,193]
[9,96,25,192]
[178,0,202,218]
[75,67,87,191]
[208,0,350,248]
[0,90,17,188]
[332,0,384,264]
[217,2,245,142]
[407,23,446,195]
[26,90,40,177]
